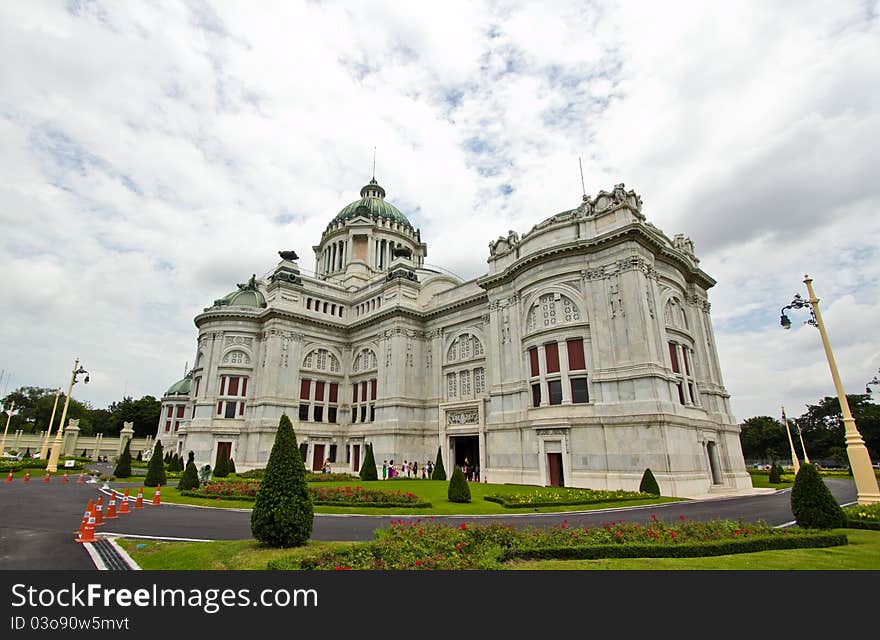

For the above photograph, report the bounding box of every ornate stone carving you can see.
[446,408,479,426]
[224,336,254,349]
[609,278,625,318]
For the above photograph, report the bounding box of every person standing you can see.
[382,460,388,480]
[412,460,418,478]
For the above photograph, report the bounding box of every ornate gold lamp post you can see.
[780,275,880,504]
[46,359,89,473]
[1,400,16,454]
[39,388,62,460]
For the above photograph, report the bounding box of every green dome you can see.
[328,178,412,230]
[165,374,192,397]
[211,275,267,309]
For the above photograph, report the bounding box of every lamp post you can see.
[780,275,880,504]
[781,406,800,474]
[46,359,89,473]
[867,369,880,395]
[1,400,15,455]
[39,388,62,460]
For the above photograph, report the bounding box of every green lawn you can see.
[116,528,880,570]
[131,479,680,515]
[747,471,794,490]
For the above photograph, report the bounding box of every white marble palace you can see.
[156,177,752,498]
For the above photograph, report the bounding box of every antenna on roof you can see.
[578,156,587,201]
[184,361,188,376]
[372,146,377,179]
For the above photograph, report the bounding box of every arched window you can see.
[447,333,484,363]
[222,350,250,365]
[303,348,340,373]
[664,298,688,329]
[352,348,378,373]
[526,293,581,334]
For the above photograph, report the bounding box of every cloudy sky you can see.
[1,0,878,425]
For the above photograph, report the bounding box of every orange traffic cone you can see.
[4,470,12,483]
[76,472,85,484]
[75,516,96,543]
[62,472,69,483]
[151,484,161,506]
[23,472,30,483]
[43,472,50,483]
[134,487,144,509]
[74,500,94,534]
[93,496,104,526]
[105,491,118,519]
[118,488,130,514]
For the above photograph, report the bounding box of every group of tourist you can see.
[381,459,434,479]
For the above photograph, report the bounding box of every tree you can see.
[214,450,229,477]
[228,458,237,475]
[105,395,162,438]
[795,394,880,463]
[639,468,660,495]
[113,440,132,478]
[768,462,783,484]
[359,444,378,481]
[136,450,142,462]
[431,446,446,481]
[447,465,471,503]
[790,463,846,529]
[177,451,200,491]
[250,415,313,547]
[738,416,788,462]
[144,440,167,487]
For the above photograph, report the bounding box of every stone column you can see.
[118,421,134,457]
[538,344,548,406]
[62,419,80,457]
[559,339,572,404]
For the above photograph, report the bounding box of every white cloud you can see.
[0,0,877,431]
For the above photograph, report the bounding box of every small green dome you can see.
[328,178,412,230]
[165,374,192,397]
[211,275,267,309]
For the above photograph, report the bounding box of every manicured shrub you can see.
[769,462,783,484]
[82,449,88,458]
[431,446,446,481]
[250,414,314,547]
[790,463,846,529]
[144,440,167,487]
[177,451,200,491]
[359,444,378,481]
[214,451,229,478]
[113,440,132,478]
[448,465,471,503]
[164,451,171,464]
[228,458,236,474]
[136,450,142,462]
[639,468,660,495]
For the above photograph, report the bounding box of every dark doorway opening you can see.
[216,442,231,467]
[352,444,361,471]
[312,444,325,471]
[452,435,479,479]
[547,452,564,487]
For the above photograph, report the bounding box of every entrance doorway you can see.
[312,444,325,472]
[547,453,564,487]
[451,435,479,479]
[216,442,232,467]
[352,444,360,472]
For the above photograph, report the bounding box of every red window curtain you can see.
[352,383,358,403]
[370,379,377,400]
[166,405,173,417]
[238,401,245,416]
[315,381,325,402]
[329,382,338,403]
[219,376,226,396]
[528,347,539,377]
[227,376,239,396]
[361,381,367,401]
[300,378,311,401]
[545,342,560,374]
[566,339,585,370]
[241,377,248,396]
[176,406,184,418]
[669,343,680,373]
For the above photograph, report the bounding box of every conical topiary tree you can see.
[228,458,237,475]
[177,451,200,491]
[168,453,178,472]
[250,414,314,547]
[790,463,846,529]
[448,465,471,503]
[144,440,167,487]
[431,446,446,481]
[768,461,783,484]
[113,439,132,478]
[214,450,229,477]
[82,448,88,458]
[164,451,171,464]
[639,468,660,495]
[359,444,378,481]
[136,450,142,462]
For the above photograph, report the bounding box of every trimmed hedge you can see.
[179,490,431,509]
[846,519,880,531]
[447,466,471,503]
[791,463,846,529]
[501,532,848,561]
[431,446,446,481]
[143,441,167,487]
[639,468,660,495]
[484,489,651,509]
[359,444,378,481]
[177,451,200,491]
[113,440,132,478]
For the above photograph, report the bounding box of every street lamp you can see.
[780,275,880,504]
[39,388,62,460]
[45,359,89,473]
[0,400,16,455]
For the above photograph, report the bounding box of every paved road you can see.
[0,477,858,570]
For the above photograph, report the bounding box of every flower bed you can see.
[266,516,847,570]
[844,503,880,531]
[483,487,651,508]
[181,481,430,507]
[235,469,355,483]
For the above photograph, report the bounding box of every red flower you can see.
[651,514,657,520]
[560,523,566,529]
[460,523,467,530]
[679,515,685,521]
[416,560,422,566]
